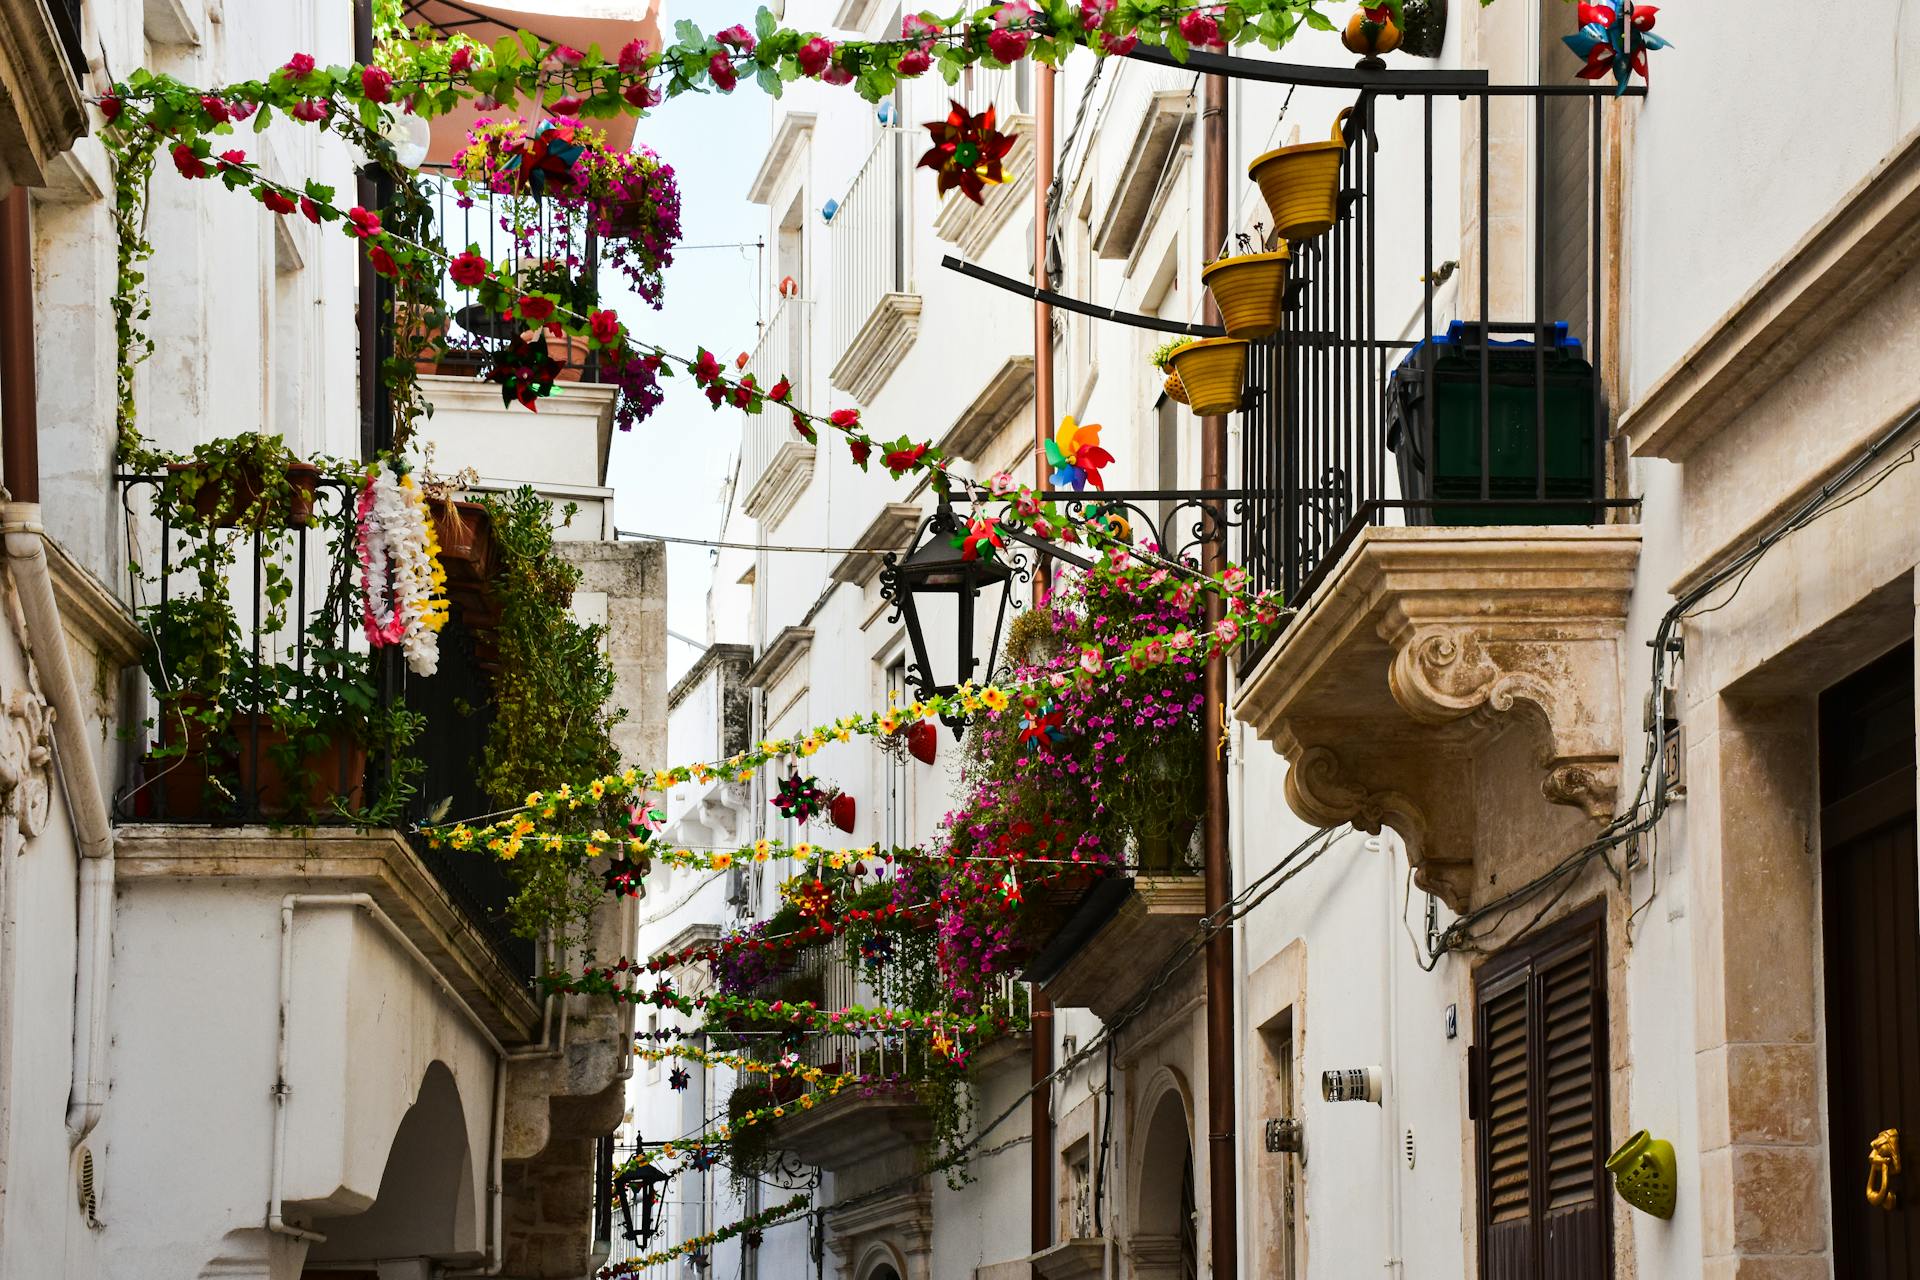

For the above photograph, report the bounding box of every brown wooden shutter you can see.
[1474,904,1611,1280]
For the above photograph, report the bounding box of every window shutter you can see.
[1474,907,1610,1280]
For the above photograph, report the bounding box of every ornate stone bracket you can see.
[0,689,53,836]
[1236,527,1641,912]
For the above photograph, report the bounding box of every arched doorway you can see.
[865,1267,903,1280]
[1131,1080,1198,1280]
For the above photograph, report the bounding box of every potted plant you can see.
[1152,337,1193,405]
[1202,230,1291,340]
[1167,337,1252,416]
[1248,107,1353,244]
[164,431,321,529]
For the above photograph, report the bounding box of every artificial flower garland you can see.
[356,466,449,676]
[598,1193,813,1279]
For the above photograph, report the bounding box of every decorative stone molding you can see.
[1234,526,1641,912]
[829,292,923,405]
[1028,876,1206,1023]
[832,503,923,586]
[932,115,1035,260]
[0,0,87,193]
[937,355,1034,464]
[747,111,816,207]
[741,440,816,528]
[0,689,52,835]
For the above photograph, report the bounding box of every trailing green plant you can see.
[477,485,625,942]
[1150,336,1197,371]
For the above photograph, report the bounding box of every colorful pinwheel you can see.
[667,1066,691,1091]
[1046,416,1114,492]
[955,515,1004,563]
[1018,700,1066,747]
[499,119,586,197]
[918,100,1019,205]
[1562,3,1667,94]
[771,772,829,823]
[484,332,562,411]
[601,855,645,897]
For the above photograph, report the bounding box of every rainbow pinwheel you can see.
[918,100,1018,205]
[1046,416,1114,492]
[1562,3,1668,94]
[1018,699,1066,748]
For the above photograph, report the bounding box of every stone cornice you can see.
[831,502,923,586]
[938,355,1035,464]
[47,536,142,668]
[741,440,816,528]
[745,624,813,690]
[1622,120,1920,461]
[0,0,86,192]
[115,825,542,1042]
[1234,526,1641,911]
[828,291,923,405]
[747,111,816,206]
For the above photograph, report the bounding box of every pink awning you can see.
[404,0,663,165]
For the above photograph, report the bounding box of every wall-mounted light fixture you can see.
[1321,1066,1383,1105]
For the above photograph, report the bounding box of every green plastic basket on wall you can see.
[1606,1130,1678,1220]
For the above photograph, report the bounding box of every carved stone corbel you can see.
[1234,527,1641,912]
[0,689,54,836]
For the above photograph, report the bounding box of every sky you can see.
[600,80,771,684]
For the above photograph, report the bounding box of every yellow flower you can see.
[800,1095,814,1110]
[524,791,543,808]
[909,700,930,721]
[502,836,523,860]
[589,779,606,800]
[712,852,733,870]
[539,804,556,820]
[622,768,639,788]
[799,735,820,757]
[981,686,1010,713]
[653,769,674,790]
[591,828,611,844]
[511,815,534,836]
[543,834,564,853]
[628,837,647,853]
[753,840,772,862]
[794,842,815,861]
[879,710,901,735]
[556,783,573,800]
[773,1106,786,1118]
[827,851,847,869]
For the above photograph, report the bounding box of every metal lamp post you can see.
[879,499,1018,738]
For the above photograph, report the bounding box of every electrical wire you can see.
[616,528,890,556]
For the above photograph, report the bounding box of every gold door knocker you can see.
[1867,1128,1901,1211]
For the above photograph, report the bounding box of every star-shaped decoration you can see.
[918,100,1019,205]
[1045,416,1114,492]
[667,1065,691,1092]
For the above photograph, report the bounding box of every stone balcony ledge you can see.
[1025,874,1207,1023]
[1233,525,1642,911]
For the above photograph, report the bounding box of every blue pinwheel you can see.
[1563,3,1668,95]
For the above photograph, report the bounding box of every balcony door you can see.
[1819,643,1920,1277]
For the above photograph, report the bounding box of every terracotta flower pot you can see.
[549,331,594,383]
[1248,108,1353,244]
[167,461,321,529]
[134,751,214,820]
[230,714,367,818]
[1166,338,1251,416]
[432,499,497,590]
[1202,248,1292,340]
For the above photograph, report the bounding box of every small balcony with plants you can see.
[1207,78,1643,912]
[114,435,632,1009]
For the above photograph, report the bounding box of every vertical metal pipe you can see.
[354,0,379,460]
[0,191,39,502]
[1200,66,1238,1280]
[1031,59,1057,1263]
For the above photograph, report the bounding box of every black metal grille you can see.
[1237,86,1626,675]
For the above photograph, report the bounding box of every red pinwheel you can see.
[955,516,1004,563]
[499,119,586,197]
[1562,3,1668,94]
[484,332,563,411]
[1017,700,1066,747]
[918,99,1019,205]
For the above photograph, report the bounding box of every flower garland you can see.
[356,467,449,676]
[635,1044,834,1080]
[599,1193,813,1279]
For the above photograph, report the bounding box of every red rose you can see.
[449,250,488,287]
[692,348,722,384]
[369,245,399,277]
[216,148,247,173]
[791,410,816,443]
[796,37,836,78]
[731,375,756,408]
[261,189,297,215]
[898,48,932,76]
[769,377,792,403]
[849,439,872,468]
[705,384,726,408]
[589,308,621,347]
[708,52,737,93]
[283,52,316,78]
[360,65,393,103]
[516,295,556,323]
[299,196,322,223]
[346,205,382,239]
[170,142,208,180]
[987,27,1031,63]
[883,443,928,475]
[99,93,122,123]
[829,407,861,430]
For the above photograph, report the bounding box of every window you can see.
[1471,904,1609,1279]
[1259,1011,1299,1280]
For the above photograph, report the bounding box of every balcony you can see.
[113,468,535,980]
[1022,851,1205,1024]
[1229,83,1642,912]
[740,293,816,526]
[827,127,921,405]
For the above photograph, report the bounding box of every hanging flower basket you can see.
[1605,1130,1678,1220]
[1167,338,1251,416]
[1202,248,1291,340]
[1248,108,1352,244]
[167,460,321,529]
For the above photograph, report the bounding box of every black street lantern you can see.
[880,499,1018,738]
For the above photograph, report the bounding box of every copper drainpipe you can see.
[1199,69,1239,1280]
[1029,58,1058,1262]
[0,192,38,501]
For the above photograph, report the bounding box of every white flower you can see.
[358,469,448,677]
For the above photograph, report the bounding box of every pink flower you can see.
[898,47,931,76]
[360,65,392,103]
[1099,31,1139,55]
[988,470,1016,496]
[290,98,330,122]
[1079,647,1104,676]
[1179,7,1224,48]
[1213,617,1241,646]
[903,13,942,40]
[622,81,661,110]
[449,45,477,74]
[796,37,836,78]
[228,100,257,122]
[716,23,756,53]
[1079,0,1113,29]
[707,52,737,92]
[551,44,586,68]
[201,94,232,123]
[346,205,382,239]
[989,2,1035,62]
[822,62,854,85]
[617,38,650,74]
[283,52,315,78]
[551,93,586,114]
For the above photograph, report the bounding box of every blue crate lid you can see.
[1395,321,1585,374]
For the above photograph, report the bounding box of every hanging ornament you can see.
[829,792,857,834]
[1341,3,1403,64]
[954,515,1004,563]
[771,772,829,823]
[918,99,1019,205]
[484,331,562,411]
[1017,701,1066,748]
[501,118,586,197]
[906,720,938,766]
[1562,3,1667,94]
[998,867,1024,906]
[667,1066,691,1092]
[1046,416,1114,492]
[602,855,645,897]
[628,803,665,839]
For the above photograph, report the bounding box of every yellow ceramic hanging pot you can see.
[1166,339,1251,417]
[1202,246,1292,340]
[1247,107,1353,244]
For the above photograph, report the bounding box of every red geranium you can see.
[171,143,208,180]
[708,52,737,93]
[201,95,232,124]
[449,46,477,74]
[360,65,393,103]
[283,52,316,77]
[589,309,622,347]
[796,37,836,77]
[261,189,297,215]
[298,196,322,224]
